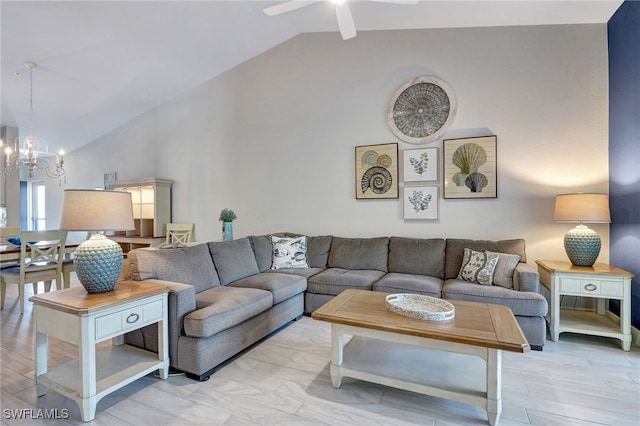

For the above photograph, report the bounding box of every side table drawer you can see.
[95,300,163,340]
[559,278,624,298]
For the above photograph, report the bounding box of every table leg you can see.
[35,330,48,397]
[549,283,560,341]
[79,316,97,421]
[157,317,169,379]
[486,349,502,426]
[330,325,343,388]
[621,287,632,351]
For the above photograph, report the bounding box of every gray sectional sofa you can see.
[123,233,548,381]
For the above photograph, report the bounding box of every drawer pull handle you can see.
[126,313,140,324]
[584,283,598,291]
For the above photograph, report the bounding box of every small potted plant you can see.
[219,208,237,241]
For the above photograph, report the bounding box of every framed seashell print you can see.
[443,135,497,199]
[355,143,399,199]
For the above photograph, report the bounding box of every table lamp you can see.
[60,189,134,293]
[554,193,610,267]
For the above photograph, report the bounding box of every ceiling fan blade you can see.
[263,1,317,16]
[369,0,420,4]
[335,3,356,40]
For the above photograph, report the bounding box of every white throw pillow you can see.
[271,236,309,270]
[486,251,521,289]
[457,248,499,286]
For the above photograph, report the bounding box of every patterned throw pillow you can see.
[457,248,499,286]
[271,236,309,270]
[486,251,521,289]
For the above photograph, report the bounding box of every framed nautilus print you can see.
[443,135,497,199]
[355,143,398,199]
[387,76,457,145]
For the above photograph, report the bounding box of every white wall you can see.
[50,24,610,265]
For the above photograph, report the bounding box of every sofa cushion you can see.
[388,237,445,278]
[457,248,499,286]
[266,267,325,279]
[229,272,307,304]
[328,237,389,272]
[248,233,285,272]
[184,286,273,338]
[208,238,260,285]
[271,236,309,270]
[488,251,521,289]
[373,273,443,298]
[129,244,219,293]
[306,235,332,268]
[442,279,548,317]
[445,238,526,280]
[307,268,385,295]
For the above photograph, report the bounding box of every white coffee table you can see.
[312,289,530,426]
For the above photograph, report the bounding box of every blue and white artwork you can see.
[403,147,438,182]
[403,186,439,220]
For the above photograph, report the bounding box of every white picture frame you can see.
[403,186,439,220]
[403,147,438,182]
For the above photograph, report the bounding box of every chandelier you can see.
[2,62,66,183]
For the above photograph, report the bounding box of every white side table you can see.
[29,280,169,421]
[536,260,634,351]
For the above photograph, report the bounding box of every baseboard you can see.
[633,324,640,347]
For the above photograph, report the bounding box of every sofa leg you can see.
[186,365,217,382]
[530,345,543,351]
[293,314,303,321]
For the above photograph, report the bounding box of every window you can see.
[26,180,46,230]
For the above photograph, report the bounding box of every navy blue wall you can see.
[608,1,640,328]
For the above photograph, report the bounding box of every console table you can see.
[536,260,633,351]
[29,280,169,421]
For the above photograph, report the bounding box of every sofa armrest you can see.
[143,279,196,366]
[513,263,540,293]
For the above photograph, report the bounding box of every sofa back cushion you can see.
[208,238,260,285]
[445,238,526,280]
[328,237,389,272]
[388,237,445,278]
[129,244,220,293]
[249,234,284,272]
[305,235,332,268]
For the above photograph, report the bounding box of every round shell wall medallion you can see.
[387,76,457,144]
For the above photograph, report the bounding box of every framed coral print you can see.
[404,186,438,219]
[355,143,399,199]
[403,147,438,182]
[443,135,497,199]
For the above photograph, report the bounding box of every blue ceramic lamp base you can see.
[74,233,124,293]
[564,224,601,267]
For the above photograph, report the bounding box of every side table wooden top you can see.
[536,260,634,278]
[29,280,169,315]
[312,289,530,353]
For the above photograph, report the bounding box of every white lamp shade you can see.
[60,189,135,231]
[553,193,611,223]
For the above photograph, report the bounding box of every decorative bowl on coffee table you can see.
[386,294,455,321]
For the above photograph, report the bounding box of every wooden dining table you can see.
[0,239,81,263]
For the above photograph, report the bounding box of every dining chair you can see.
[61,232,89,289]
[165,223,194,246]
[0,227,22,269]
[0,230,67,314]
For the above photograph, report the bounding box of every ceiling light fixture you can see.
[1,61,66,184]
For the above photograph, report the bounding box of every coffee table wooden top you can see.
[312,289,530,353]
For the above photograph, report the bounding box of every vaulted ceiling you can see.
[1,1,622,153]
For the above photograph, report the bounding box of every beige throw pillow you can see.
[486,251,521,289]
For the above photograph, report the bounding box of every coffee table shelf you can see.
[342,335,486,401]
